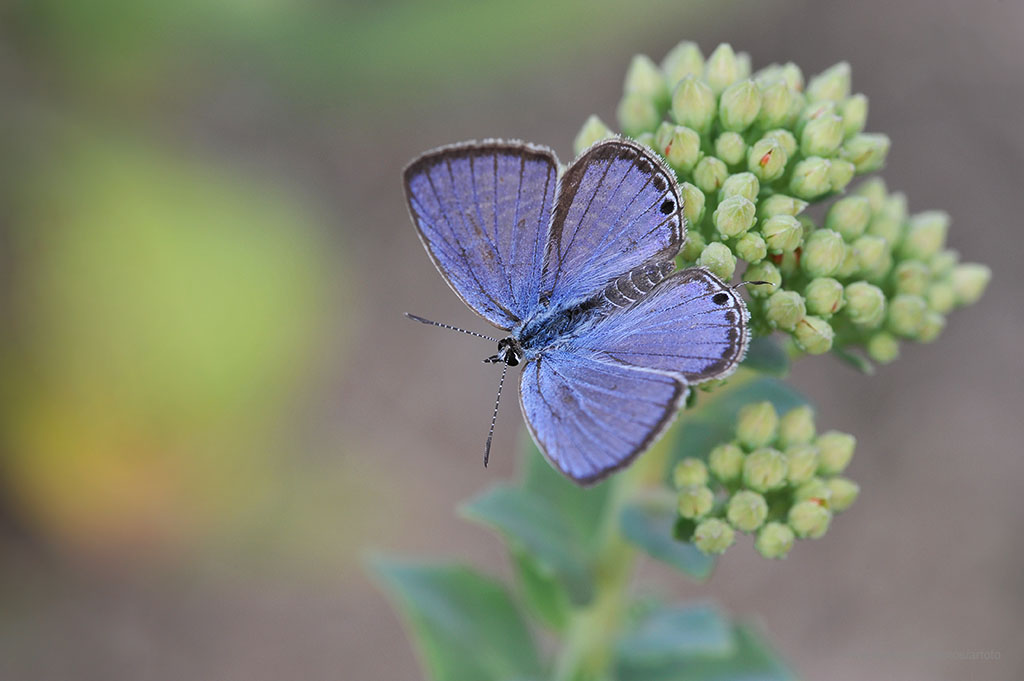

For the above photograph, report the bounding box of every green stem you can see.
[552,432,670,681]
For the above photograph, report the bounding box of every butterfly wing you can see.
[519,349,687,484]
[568,267,750,383]
[520,268,749,484]
[404,140,559,329]
[540,138,684,309]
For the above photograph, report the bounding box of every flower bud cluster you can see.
[573,42,990,365]
[672,402,859,558]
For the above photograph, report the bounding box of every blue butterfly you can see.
[404,138,749,485]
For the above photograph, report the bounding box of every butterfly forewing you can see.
[404,141,559,329]
[540,139,684,309]
[519,349,686,484]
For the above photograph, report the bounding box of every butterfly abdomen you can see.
[598,261,675,309]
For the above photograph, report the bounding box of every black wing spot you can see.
[652,175,667,192]
[659,199,675,215]
[712,292,730,305]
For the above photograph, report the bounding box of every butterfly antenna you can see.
[483,362,508,468]
[404,312,499,343]
[732,280,774,290]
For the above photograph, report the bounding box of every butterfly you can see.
[404,138,750,485]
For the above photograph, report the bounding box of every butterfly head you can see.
[484,337,524,367]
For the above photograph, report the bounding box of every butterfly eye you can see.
[659,199,675,215]
[713,292,729,305]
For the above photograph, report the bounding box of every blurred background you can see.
[0,1,1021,679]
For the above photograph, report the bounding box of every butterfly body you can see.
[405,138,750,484]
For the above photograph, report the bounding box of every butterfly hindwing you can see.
[567,267,750,383]
[540,139,684,309]
[519,349,687,484]
[404,140,558,329]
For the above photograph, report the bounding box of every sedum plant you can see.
[374,42,990,681]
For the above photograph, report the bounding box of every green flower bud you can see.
[835,244,861,279]
[899,211,949,260]
[788,500,832,539]
[714,132,747,167]
[765,129,798,157]
[713,195,756,238]
[842,133,890,172]
[778,405,816,448]
[793,477,832,505]
[624,54,669,103]
[661,41,704,85]
[855,177,887,212]
[617,93,661,137]
[698,242,737,280]
[747,137,788,182]
[827,158,856,193]
[656,124,702,172]
[680,182,706,227]
[951,263,991,306]
[673,457,709,488]
[719,80,762,131]
[826,477,860,512]
[704,43,740,94]
[735,232,768,263]
[841,93,868,137]
[844,281,887,328]
[755,522,795,559]
[691,157,726,194]
[743,447,787,492]
[736,401,779,449]
[789,157,833,200]
[785,443,820,484]
[826,196,872,241]
[917,310,945,343]
[736,51,752,79]
[635,132,656,149]
[929,249,959,277]
[671,75,716,134]
[851,234,890,277]
[764,290,806,331]
[573,115,614,155]
[708,442,745,483]
[802,229,845,277]
[926,280,956,314]
[681,230,706,262]
[756,80,794,129]
[760,214,802,252]
[793,315,835,354]
[867,192,907,244]
[720,172,760,202]
[893,260,930,296]
[727,490,769,532]
[887,294,928,337]
[757,194,808,218]
[806,61,851,102]
[804,277,845,317]
[866,331,900,364]
[801,114,844,157]
[693,518,735,555]
[678,485,715,519]
[816,430,856,475]
[743,261,782,296]
[796,100,836,134]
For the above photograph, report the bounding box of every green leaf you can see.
[741,336,790,375]
[620,500,714,580]
[616,616,796,681]
[831,345,875,374]
[522,442,611,551]
[616,603,733,666]
[371,558,543,681]
[511,548,572,632]
[672,377,807,466]
[461,484,593,604]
